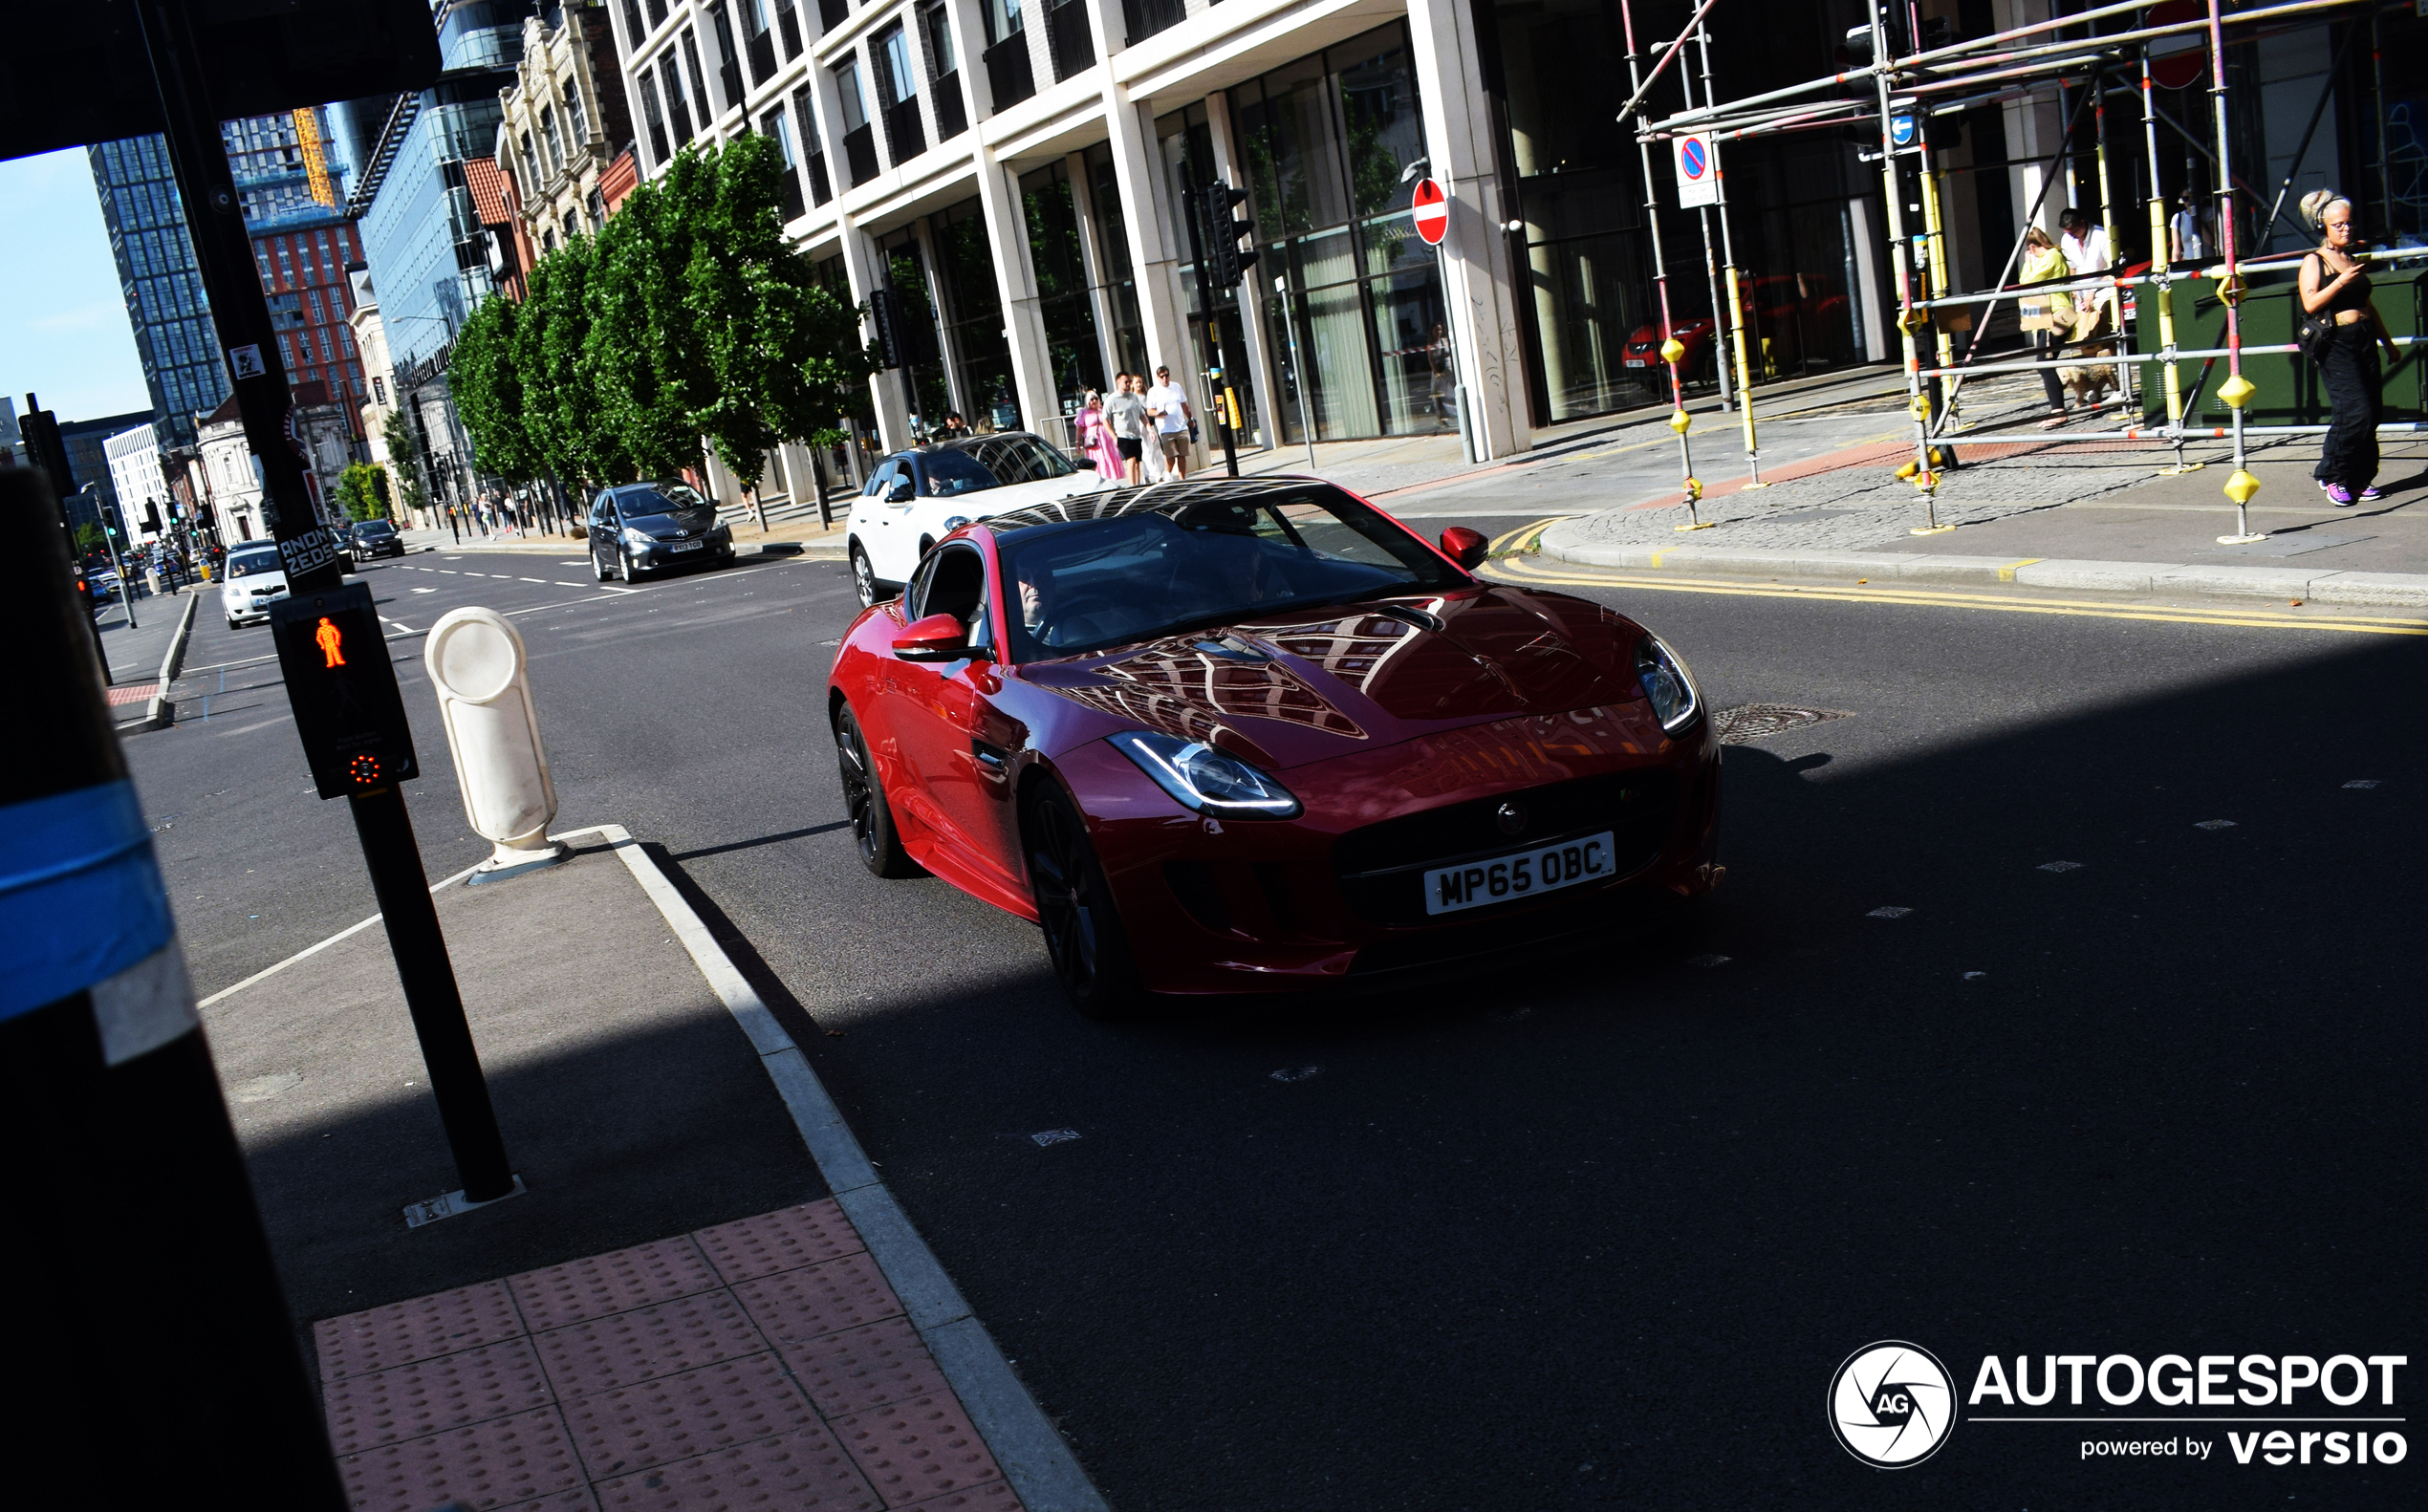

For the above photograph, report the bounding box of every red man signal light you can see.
[270,584,420,799]
[315,616,346,667]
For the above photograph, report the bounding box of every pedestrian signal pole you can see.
[1183,171,1257,479]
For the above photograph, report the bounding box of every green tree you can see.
[75,522,105,555]
[523,237,636,488]
[381,408,430,518]
[685,133,869,508]
[588,151,715,482]
[449,295,541,483]
[335,462,390,520]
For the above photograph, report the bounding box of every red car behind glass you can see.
[825,480,1723,1016]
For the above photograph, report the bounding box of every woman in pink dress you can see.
[1076,389,1121,480]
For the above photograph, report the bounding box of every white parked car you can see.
[847,432,1114,606]
[220,544,289,627]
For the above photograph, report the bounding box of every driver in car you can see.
[1017,563,1060,647]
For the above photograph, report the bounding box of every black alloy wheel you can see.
[1024,785,1143,1018]
[835,704,921,878]
[851,542,878,607]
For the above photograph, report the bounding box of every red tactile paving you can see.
[337,1404,585,1512]
[562,1351,821,1480]
[509,1236,723,1331]
[696,1199,865,1285]
[779,1317,951,1420]
[533,1290,771,1397]
[326,1337,555,1455]
[591,1424,884,1511]
[733,1252,905,1347]
[318,1281,529,1381]
[833,1395,1001,1508]
[314,1203,1024,1512]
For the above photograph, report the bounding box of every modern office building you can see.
[103,423,171,543]
[225,108,375,428]
[86,136,230,448]
[598,0,2428,460]
[54,409,155,531]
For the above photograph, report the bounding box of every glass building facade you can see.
[86,136,230,448]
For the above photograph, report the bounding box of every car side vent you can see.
[1163,860,1230,933]
[1251,862,1298,936]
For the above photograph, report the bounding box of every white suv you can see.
[847,432,1113,606]
[220,545,289,627]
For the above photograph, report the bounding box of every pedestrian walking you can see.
[1146,365,1194,482]
[1105,373,1150,485]
[2168,190,2208,266]
[2298,188,2400,506]
[2056,209,2118,411]
[2019,227,2077,427]
[1075,389,1122,480]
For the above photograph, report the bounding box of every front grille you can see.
[1332,769,1677,927]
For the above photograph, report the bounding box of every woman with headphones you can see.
[2297,189,2401,506]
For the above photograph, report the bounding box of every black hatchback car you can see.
[348,517,406,559]
[587,483,735,581]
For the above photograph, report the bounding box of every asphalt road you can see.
[125,534,2422,1510]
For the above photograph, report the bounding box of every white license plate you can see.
[1423,831,1617,916]
[1623,358,1648,368]
[670,540,705,552]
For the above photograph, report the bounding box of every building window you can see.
[922,2,967,140]
[744,0,779,84]
[647,0,668,27]
[683,30,715,131]
[1047,0,1092,82]
[521,129,543,186]
[541,106,562,173]
[664,54,698,143]
[1122,0,1184,46]
[875,26,924,165]
[622,0,647,49]
[565,87,588,150]
[774,0,802,57]
[762,107,806,220]
[835,59,879,187]
[711,3,745,114]
[1020,161,1103,410]
[587,186,605,228]
[640,70,673,162]
[794,86,832,205]
[983,0,1033,109]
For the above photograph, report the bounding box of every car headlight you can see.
[1635,634,1701,733]
[1110,730,1302,819]
[622,526,654,549]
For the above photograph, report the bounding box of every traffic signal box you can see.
[271,582,419,798]
[1202,179,1258,290]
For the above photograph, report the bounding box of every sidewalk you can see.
[1529,408,2428,608]
[95,583,200,728]
[203,829,1099,1511]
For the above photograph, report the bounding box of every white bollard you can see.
[424,607,564,880]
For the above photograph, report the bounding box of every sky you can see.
[0,147,154,423]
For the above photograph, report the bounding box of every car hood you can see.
[227,572,288,593]
[624,505,722,536]
[1020,586,1651,769]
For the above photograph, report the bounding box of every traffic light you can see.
[101,502,124,540]
[269,582,420,798]
[1201,178,1258,291]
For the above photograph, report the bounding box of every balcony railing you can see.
[1047,0,1094,82]
[819,0,847,31]
[778,160,805,220]
[984,34,1034,109]
[933,70,967,139]
[748,28,777,84]
[806,150,833,205]
[1122,0,1184,44]
[842,123,879,186]
[882,96,925,164]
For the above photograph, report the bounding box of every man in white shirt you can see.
[2059,208,2113,310]
[1145,365,1195,481]
[1104,373,1149,485]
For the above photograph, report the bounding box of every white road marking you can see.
[1867,906,1913,918]
[412,587,436,594]
[1030,1129,1082,1146]
[1962,971,1988,981]
[2194,819,2238,830]
[2037,860,2083,873]
[196,856,489,1008]
[520,577,548,583]
[2344,779,2379,789]
[1268,1067,1321,1083]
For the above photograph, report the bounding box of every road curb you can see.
[1535,519,2428,608]
[138,591,198,731]
[588,824,1112,1512]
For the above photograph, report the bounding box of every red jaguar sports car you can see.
[826,479,1723,1015]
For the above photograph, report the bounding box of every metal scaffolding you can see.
[1619,0,2422,544]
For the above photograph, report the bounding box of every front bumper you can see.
[631,535,735,568]
[1068,702,1723,995]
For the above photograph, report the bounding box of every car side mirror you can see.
[1440,527,1489,571]
[893,612,973,661]
[888,481,916,504]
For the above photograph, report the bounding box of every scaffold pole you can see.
[2140,41,2197,475]
[1620,0,1705,529]
[2208,0,2265,545]
[1700,23,1764,487]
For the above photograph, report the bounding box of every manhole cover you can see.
[1712,703,1854,745]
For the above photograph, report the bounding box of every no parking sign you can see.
[1674,133,1719,207]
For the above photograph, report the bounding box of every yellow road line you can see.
[1997,557,2041,581]
[1488,517,1568,557]
[1485,556,2428,637]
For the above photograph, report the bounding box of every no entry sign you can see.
[1674,133,1719,207]
[2147,1,2207,90]
[1411,178,1449,245]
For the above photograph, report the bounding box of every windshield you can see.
[964,434,1076,484]
[356,520,396,536]
[617,484,711,519]
[997,486,1465,662]
[226,551,282,579]
[920,449,1002,496]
